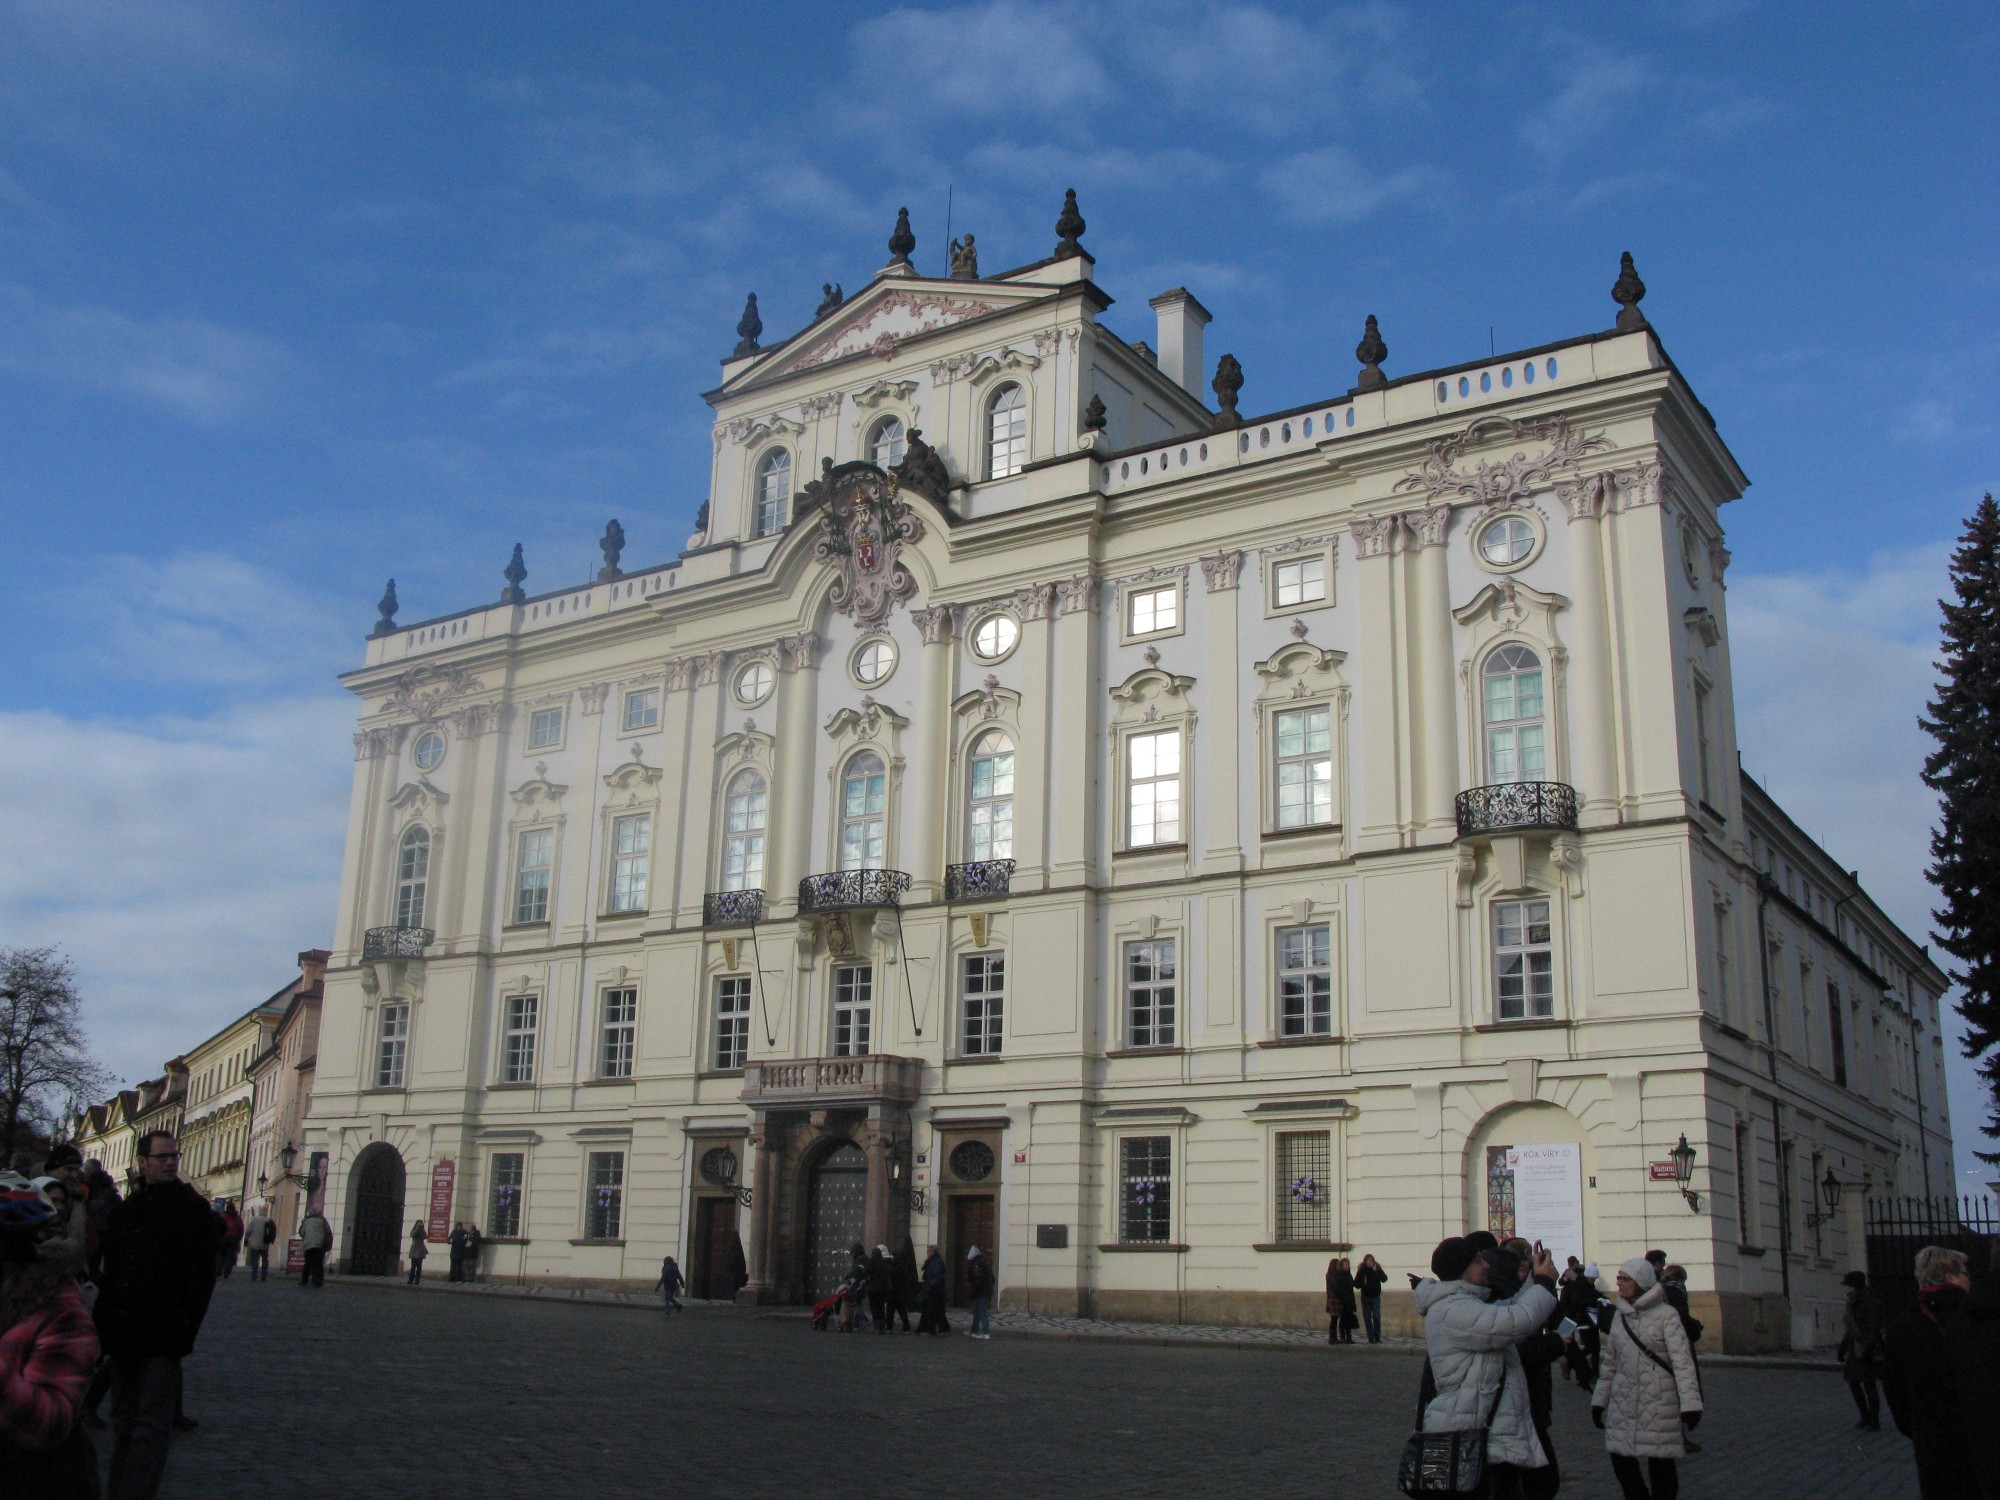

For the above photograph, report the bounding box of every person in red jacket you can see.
[0,1187,101,1498]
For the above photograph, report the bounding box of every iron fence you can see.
[944,859,1015,901]
[362,925,433,960]
[797,868,910,913]
[702,889,766,928]
[1864,1195,1999,1318]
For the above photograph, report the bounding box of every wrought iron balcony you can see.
[944,859,1015,901]
[703,889,766,928]
[741,1053,922,1109]
[362,925,433,961]
[797,868,911,914]
[1455,781,1579,837]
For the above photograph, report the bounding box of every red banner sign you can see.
[1648,1161,1681,1181]
[285,1237,305,1272]
[427,1159,456,1242]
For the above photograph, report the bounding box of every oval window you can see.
[1478,516,1536,567]
[852,638,897,685]
[970,614,1019,661]
[733,660,775,706]
[413,730,445,772]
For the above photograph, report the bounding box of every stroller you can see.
[810,1285,847,1330]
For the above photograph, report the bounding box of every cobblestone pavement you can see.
[128,1277,1917,1500]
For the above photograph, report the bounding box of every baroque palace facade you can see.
[309,201,1952,1351]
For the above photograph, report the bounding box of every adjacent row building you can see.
[303,200,1953,1350]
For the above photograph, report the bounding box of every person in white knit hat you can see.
[1591,1257,1704,1499]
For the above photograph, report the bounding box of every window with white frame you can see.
[1492,899,1554,1020]
[375,1001,409,1089]
[754,448,792,537]
[1119,1135,1171,1243]
[513,828,554,924]
[969,613,1018,661]
[622,687,660,733]
[1271,555,1326,608]
[488,1152,524,1238]
[867,416,906,469]
[713,975,750,1071]
[607,813,650,913]
[1481,644,1546,784]
[599,987,636,1079]
[986,383,1026,479]
[1125,939,1177,1048]
[832,963,873,1057]
[1276,925,1333,1037]
[722,770,767,891]
[395,826,430,929]
[527,706,564,750]
[1126,583,1178,637]
[1694,679,1715,804]
[1275,1130,1331,1241]
[961,953,1004,1056]
[1273,706,1332,829]
[584,1151,624,1240]
[839,753,887,871]
[852,638,896,686]
[501,994,539,1083]
[1126,730,1181,847]
[966,731,1014,861]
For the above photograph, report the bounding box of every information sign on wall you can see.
[1485,1143,1585,1267]
[428,1158,456,1242]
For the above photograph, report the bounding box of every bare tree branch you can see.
[0,947,113,1158]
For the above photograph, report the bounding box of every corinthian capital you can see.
[1348,515,1399,559]
[912,606,958,645]
[1401,504,1451,550]
[775,633,818,672]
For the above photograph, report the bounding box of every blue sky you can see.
[1,2,1995,1186]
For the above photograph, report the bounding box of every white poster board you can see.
[1485,1143,1584,1268]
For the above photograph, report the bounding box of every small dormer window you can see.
[986,383,1027,480]
[868,417,906,469]
[754,449,792,538]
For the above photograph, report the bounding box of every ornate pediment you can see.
[1454,578,1569,634]
[378,663,484,722]
[824,695,911,746]
[803,461,925,627]
[1395,415,1611,510]
[388,778,450,819]
[774,288,1003,374]
[509,767,568,815]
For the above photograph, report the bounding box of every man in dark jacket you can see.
[917,1245,950,1335]
[1882,1245,1979,1500]
[1946,1243,2000,1499]
[94,1129,221,1500]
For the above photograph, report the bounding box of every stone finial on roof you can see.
[888,207,917,271]
[1211,353,1244,429]
[1352,314,1388,392]
[1054,188,1086,259]
[815,282,844,319]
[1082,393,1107,432]
[371,579,399,639]
[501,544,527,605]
[733,293,763,357]
[1612,250,1648,331]
[597,519,626,582]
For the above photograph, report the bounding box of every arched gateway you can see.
[348,1144,406,1276]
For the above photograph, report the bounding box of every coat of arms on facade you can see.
[805,460,925,627]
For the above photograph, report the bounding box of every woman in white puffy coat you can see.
[1591,1257,1704,1499]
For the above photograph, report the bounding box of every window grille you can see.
[1275,1131,1331,1241]
[1120,1136,1171,1243]
[584,1152,624,1240]
[488,1153,524,1238]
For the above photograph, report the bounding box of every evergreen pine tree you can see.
[1921,494,2000,1164]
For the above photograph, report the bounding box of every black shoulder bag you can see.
[1398,1357,1509,1497]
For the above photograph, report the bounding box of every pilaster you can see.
[769,636,818,910]
[1012,583,1056,891]
[1348,517,1406,851]
[1049,575,1099,879]
[1558,477,1619,825]
[1406,506,1458,838]
[907,605,959,896]
[1198,550,1245,872]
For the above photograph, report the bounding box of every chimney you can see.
[297,948,330,996]
[1148,288,1212,400]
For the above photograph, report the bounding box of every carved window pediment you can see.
[602,757,664,809]
[825,697,911,753]
[1453,578,1569,635]
[1110,666,1197,720]
[967,348,1041,386]
[1252,642,1347,691]
[509,774,568,819]
[388,778,449,817]
[851,379,919,410]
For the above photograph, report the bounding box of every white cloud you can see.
[1258,144,1435,224]
[849,2,1109,120]
[0,282,288,425]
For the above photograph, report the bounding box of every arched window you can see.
[753,449,792,538]
[867,417,906,469]
[1482,644,1546,784]
[965,731,1014,861]
[839,752,887,871]
[986,383,1026,479]
[722,770,767,891]
[395,826,430,929]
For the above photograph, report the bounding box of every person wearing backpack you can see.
[1592,1258,1703,1499]
[242,1209,274,1282]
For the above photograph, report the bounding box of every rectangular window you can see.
[607,813,650,913]
[501,994,539,1084]
[375,1001,409,1089]
[488,1152,524,1238]
[1275,1130,1332,1242]
[1127,584,1178,636]
[622,687,660,732]
[1127,730,1182,847]
[1492,899,1554,1020]
[1272,556,1326,608]
[832,963,872,1057]
[1713,903,1732,1021]
[1694,681,1714,803]
[1120,1136,1172,1243]
[1276,925,1333,1037]
[513,828,553,924]
[527,707,564,749]
[1273,705,1333,829]
[1827,982,1848,1087]
[599,987,636,1079]
[1733,1122,1753,1244]
[713,976,751,1072]
[1125,939,1177,1048]
[584,1151,624,1240]
[961,953,1005,1057]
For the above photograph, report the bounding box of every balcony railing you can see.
[362,925,434,961]
[797,868,911,914]
[703,889,767,928]
[944,859,1015,901]
[741,1053,922,1109]
[1455,781,1579,837]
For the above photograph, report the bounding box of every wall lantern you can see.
[1669,1133,1701,1213]
[1805,1167,1843,1229]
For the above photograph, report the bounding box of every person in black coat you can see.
[1559,1267,1605,1387]
[890,1238,918,1332]
[917,1245,950,1335]
[1325,1257,1357,1344]
[1947,1247,2000,1499]
[866,1245,893,1334]
[1881,1247,1979,1500]
[1354,1254,1389,1343]
[93,1130,220,1500]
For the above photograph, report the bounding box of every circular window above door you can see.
[948,1140,996,1182]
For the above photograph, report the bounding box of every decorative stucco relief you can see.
[787,290,1001,371]
[809,465,924,628]
[1394,414,1612,510]
[379,663,484,722]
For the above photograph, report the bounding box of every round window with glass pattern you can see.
[413,730,446,771]
[1477,515,1536,568]
[948,1139,995,1182]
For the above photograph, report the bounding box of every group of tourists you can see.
[803,1238,989,1338]
[1325,1253,1389,1343]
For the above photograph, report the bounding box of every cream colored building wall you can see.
[305,253,1948,1348]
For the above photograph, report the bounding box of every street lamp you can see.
[1669,1134,1701,1213]
[258,1140,317,1196]
[1805,1167,1844,1229]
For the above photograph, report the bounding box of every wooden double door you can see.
[947,1193,996,1306]
[689,1196,739,1301]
